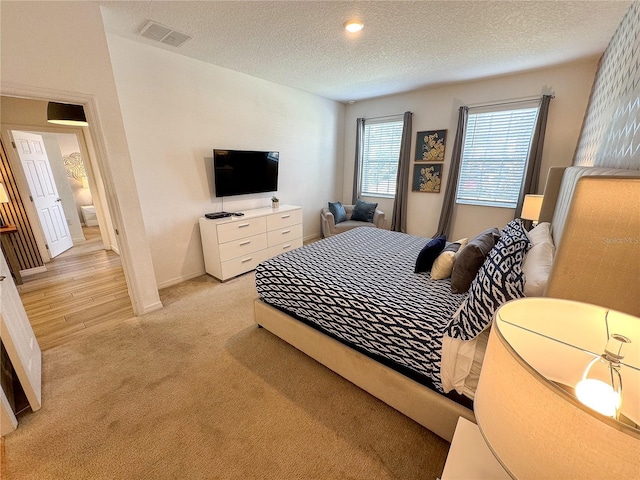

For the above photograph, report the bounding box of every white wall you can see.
[343,59,599,240]
[1,1,161,314]
[106,35,344,287]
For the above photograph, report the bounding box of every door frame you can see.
[0,85,160,316]
[1,124,113,263]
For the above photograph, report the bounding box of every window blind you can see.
[361,118,403,197]
[456,105,539,208]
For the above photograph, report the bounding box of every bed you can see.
[253,166,640,441]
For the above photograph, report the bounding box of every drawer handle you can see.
[282,229,291,234]
[241,257,253,263]
[282,244,292,249]
[238,223,250,228]
[281,215,290,219]
[239,241,251,246]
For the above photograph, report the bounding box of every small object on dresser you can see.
[271,196,279,209]
[205,212,233,219]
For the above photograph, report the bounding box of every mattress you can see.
[255,227,468,393]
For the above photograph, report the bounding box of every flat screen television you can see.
[213,149,279,197]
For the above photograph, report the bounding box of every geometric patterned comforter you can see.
[255,227,468,393]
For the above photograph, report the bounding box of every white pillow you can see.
[522,240,555,296]
[526,222,552,247]
[431,238,468,280]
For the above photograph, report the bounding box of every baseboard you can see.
[138,300,163,315]
[19,266,47,277]
[155,270,206,290]
[303,233,322,244]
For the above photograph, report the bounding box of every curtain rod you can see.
[364,112,409,121]
[467,95,554,110]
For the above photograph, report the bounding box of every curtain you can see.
[515,95,553,222]
[434,106,468,238]
[352,118,365,204]
[390,111,413,232]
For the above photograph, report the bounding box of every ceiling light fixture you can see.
[47,102,88,126]
[344,20,364,33]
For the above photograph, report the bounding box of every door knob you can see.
[0,276,6,281]
[56,198,62,202]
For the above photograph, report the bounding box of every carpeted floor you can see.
[2,272,449,479]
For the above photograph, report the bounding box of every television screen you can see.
[213,149,279,197]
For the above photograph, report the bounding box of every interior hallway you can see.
[17,226,134,350]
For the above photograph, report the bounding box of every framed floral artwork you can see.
[415,130,447,162]
[412,164,442,193]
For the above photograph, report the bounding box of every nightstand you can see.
[440,416,510,480]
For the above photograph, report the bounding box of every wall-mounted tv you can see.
[213,149,279,197]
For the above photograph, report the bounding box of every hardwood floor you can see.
[17,227,134,351]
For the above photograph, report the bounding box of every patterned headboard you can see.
[542,166,640,316]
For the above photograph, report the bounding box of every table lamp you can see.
[0,183,9,227]
[475,298,640,479]
[520,194,543,225]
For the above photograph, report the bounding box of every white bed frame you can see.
[254,166,640,441]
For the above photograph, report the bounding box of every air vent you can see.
[139,20,191,48]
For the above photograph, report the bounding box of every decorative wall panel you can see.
[574,2,640,169]
[0,139,44,271]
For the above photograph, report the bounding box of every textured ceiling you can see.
[101,1,632,103]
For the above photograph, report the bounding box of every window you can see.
[456,103,540,208]
[359,117,403,197]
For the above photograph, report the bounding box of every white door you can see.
[12,130,73,257]
[0,246,42,422]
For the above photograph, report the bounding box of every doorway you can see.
[0,96,135,348]
[1,125,110,266]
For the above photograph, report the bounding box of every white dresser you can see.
[199,205,303,281]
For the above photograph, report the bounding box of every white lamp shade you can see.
[0,183,9,203]
[475,299,640,479]
[520,194,543,221]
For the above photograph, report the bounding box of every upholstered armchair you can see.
[321,204,385,238]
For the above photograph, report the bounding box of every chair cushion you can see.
[334,221,377,233]
[328,201,347,224]
[350,199,378,223]
[414,235,447,273]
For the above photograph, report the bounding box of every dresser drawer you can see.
[217,217,266,244]
[267,224,303,247]
[219,233,268,262]
[266,238,303,258]
[267,238,302,258]
[266,209,302,231]
[220,249,271,279]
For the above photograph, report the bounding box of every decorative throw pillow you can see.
[414,235,447,273]
[450,228,501,294]
[447,226,530,341]
[502,218,530,241]
[431,238,468,280]
[350,199,378,223]
[327,201,347,224]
